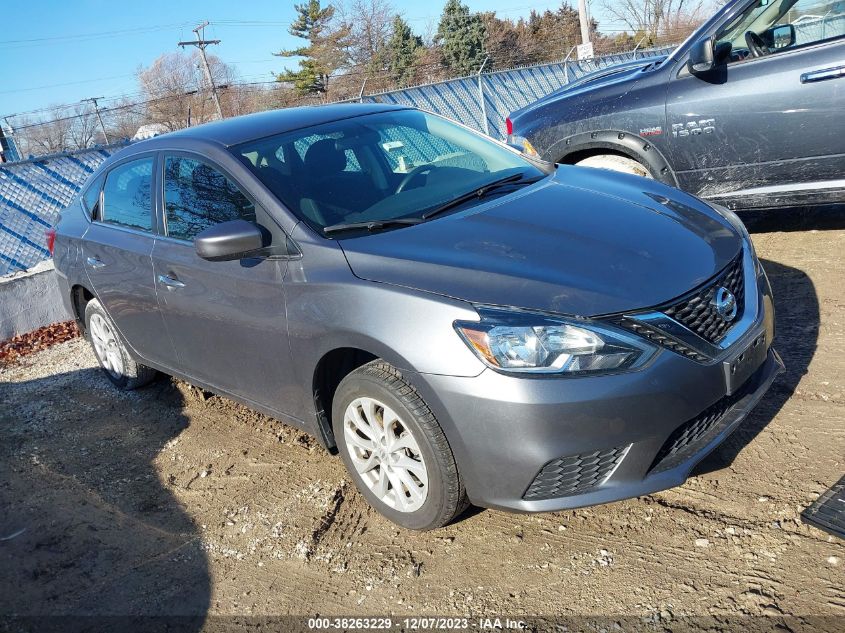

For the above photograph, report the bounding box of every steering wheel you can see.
[396,165,436,193]
[745,30,772,58]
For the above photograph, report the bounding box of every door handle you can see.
[157,274,186,290]
[86,256,106,269]
[800,66,845,83]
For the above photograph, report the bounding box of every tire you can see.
[575,154,654,179]
[84,298,157,390]
[332,360,469,530]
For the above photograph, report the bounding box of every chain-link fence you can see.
[793,14,845,44]
[0,45,671,277]
[363,48,673,140]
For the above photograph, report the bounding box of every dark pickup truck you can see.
[507,0,845,210]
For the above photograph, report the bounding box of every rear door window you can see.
[163,155,256,242]
[100,158,154,232]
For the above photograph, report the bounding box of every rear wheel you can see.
[332,360,469,530]
[575,154,654,179]
[84,298,157,390]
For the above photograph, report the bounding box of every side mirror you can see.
[194,219,265,261]
[764,24,796,49]
[688,37,716,75]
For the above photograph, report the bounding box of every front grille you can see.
[614,318,709,363]
[663,252,745,343]
[649,375,756,474]
[523,446,628,501]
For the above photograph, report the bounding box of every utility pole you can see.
[179,21,224,120]
[81,97,110,144]
[578,0,592,46]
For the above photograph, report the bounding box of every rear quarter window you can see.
[81,174,104,219]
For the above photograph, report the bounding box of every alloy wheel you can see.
[89,312,125,379]
[342,396,429,512]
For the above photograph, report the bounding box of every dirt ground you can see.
[1,211,843,627]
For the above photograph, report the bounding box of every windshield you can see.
[233,109,543,234]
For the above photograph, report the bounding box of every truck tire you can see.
[576,154,654,179]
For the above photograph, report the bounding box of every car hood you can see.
[338,167,742,317]
[510,57,665,122]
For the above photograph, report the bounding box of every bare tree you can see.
[338,0,394,76]
[137,50,241,131]
[19,107,73,156]
[67,104,101,149]
[103,98,148,142]
[600,0,708,42]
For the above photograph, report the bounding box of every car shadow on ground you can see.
[694,254,819,475]
[0,369,209,628]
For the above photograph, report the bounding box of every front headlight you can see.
[506,134,540,158]
[454,308,657,375]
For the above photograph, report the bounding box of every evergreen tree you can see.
[436,0,488,77]
[386,15,423,86]
[274,0,350,96]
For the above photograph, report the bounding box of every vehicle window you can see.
[163,156,256,242]
[82,174,104,219]
[376,125,486,174]
[101,158,154,232]
[717,0,844,63]
[788,0,845,44]
[294,134,362,172]
[233,109,542,234]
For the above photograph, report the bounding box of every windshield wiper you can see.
[421,173,544,221]
[323,217,423,236]
[323,173,544,235]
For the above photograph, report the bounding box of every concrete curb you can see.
[0,260,71,341]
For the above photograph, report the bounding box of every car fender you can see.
[546,129,679,188]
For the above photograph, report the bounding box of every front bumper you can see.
[409,255,784,512]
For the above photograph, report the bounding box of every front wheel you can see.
[575,154,654,179]
[332,361,469,530]
[84,298,157,390]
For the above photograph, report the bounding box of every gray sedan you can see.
[51,104,783,530]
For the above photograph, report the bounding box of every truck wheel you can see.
[84,298,157,390]
[576,154,654,179]
[332,360,469,530]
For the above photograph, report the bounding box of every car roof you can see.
[131,102,412,150]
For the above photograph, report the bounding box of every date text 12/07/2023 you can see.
[306,617,528,630]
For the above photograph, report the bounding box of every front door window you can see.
[163,156,256,241]
[717,0,845,63]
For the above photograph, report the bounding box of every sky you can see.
[0,0,619,121]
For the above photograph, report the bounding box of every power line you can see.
[0,73,138,96]
[0,22,195,49]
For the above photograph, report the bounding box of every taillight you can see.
[45,228,56,256]
[505,117,513,136]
